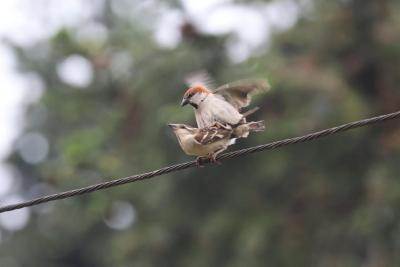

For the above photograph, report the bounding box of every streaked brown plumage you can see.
[168,121,265,164]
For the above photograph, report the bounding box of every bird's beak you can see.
[181,98,190,107]
[168,124,178,130]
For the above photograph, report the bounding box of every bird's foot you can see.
[209,121,231,130]
[210,154,222,165]
[196,157,206,168]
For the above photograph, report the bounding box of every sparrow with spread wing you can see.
[168,120,265,165]
[181,72,270,128]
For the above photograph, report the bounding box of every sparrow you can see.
[168,120,265,165]
[181,73,270,128]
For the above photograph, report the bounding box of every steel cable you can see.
[0,110,399,213]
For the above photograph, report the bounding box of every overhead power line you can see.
[0,110,399,213]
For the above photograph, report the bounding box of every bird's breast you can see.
[198,96,242,126]
[180,135,228,156]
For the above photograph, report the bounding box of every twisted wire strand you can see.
[0,110,399,213]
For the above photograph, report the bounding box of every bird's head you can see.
[168,123,197,136]
[181,85,211,109]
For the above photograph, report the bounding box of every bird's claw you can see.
[196,157,206,168]
[195,155,221,167]
[209,121,231,130]
[210,154,222,165]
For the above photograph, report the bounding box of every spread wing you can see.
[194,127,232,145]
[213,79,270,110]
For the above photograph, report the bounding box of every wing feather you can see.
[213,79,270,109]
[194,127,232,145]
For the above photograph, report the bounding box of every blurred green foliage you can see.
[1,0,400,266]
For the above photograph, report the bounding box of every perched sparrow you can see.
[181,76,269,128]
[168,120,265,165]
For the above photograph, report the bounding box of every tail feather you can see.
[241,106,260,118]
[233,120,266,138]
[247,120,265,132]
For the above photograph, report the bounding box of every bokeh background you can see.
[0,0,400,266]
